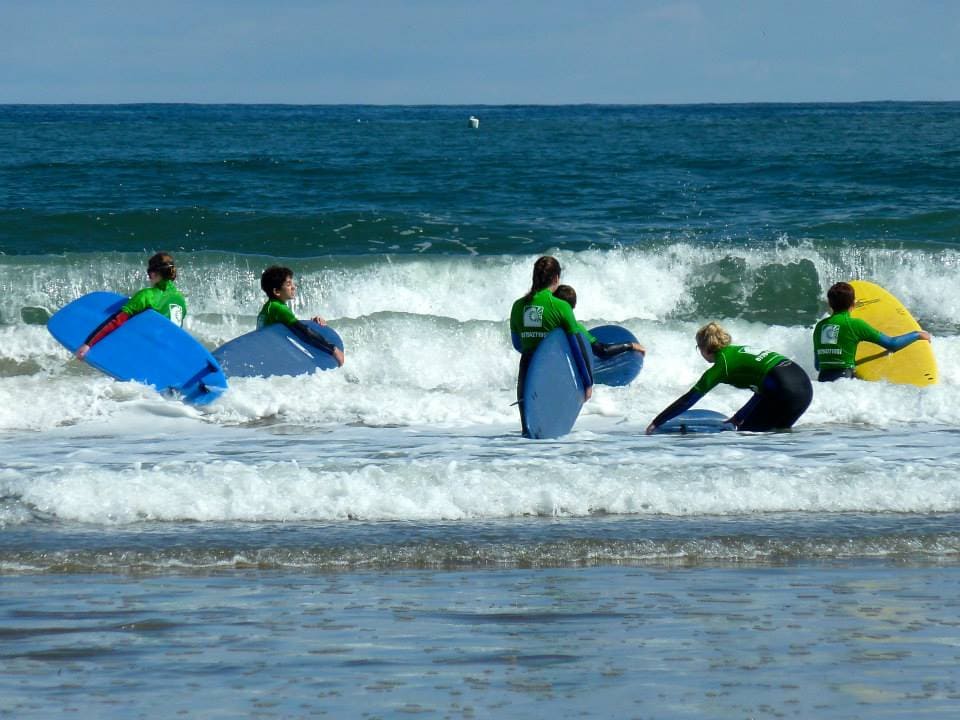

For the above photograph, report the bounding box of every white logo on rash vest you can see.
[523,306,544,328]
[820,325,840,345]
[169,305,184,327]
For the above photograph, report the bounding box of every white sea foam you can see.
[4,242,959,328]
[2,244,959,527]
[3,416,960,525]
[1,304,958,433]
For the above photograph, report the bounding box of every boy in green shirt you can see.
[813,282,930,382]
[258,266,344,367]
[553,284,645,358]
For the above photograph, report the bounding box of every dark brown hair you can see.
[260,265,293,298]
[553,284,577,309]
[827,282,855,312]
[147,252,177,281]
[523,256,561,302]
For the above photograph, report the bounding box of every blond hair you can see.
[696,322,731,354]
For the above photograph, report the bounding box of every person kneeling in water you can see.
[258,265,345,367]
[646,322,812,434]
[813,281,931,382]
[553,284,645,358]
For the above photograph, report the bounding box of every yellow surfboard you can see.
[849,280,937,386]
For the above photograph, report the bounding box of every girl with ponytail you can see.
[76,252,187,360]
[646,321,812,434]
[509,256,593,436]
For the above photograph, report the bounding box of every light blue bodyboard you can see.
[522,328,594,440]
[47,291,227,405]
[589,324,644,387]
[656,409,735,435]
[213,321,343,378]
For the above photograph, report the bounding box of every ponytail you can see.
[523,256,561,303]
[696,322,732,355]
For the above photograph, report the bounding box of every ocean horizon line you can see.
[1,99,958,109]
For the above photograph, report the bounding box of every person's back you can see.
[510,288,585,353]
[124,276,186,327]
[813,281,930,382]
[694,344,788,394]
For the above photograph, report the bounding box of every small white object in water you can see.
[468,116,479,129]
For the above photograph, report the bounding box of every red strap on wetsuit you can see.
[85,311,131,347]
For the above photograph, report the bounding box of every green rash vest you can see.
[510,288,595,353]
[122,279,186,327]
[693,345,787,395]
[257,299,297,329]
[812,311,883,370]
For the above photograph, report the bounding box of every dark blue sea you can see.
[2,103,960,718]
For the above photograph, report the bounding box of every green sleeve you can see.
[121,288,153,316]
[556,297,578,333]
[849,317,883,345]
[692,363,724,395]
[556,299,596,343]
[509,298,524,337]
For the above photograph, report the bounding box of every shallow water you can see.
[3,564,959,719]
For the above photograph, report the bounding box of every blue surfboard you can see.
[213,321,343,378]
[655,409,735,435]
[47,292,227,406]
[521,329,594,440]
[589,325,644,386]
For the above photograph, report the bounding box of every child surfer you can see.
[813,282,931,382]
[258,265,345,367]
[77,252,185,360]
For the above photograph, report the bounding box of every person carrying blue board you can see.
[813,282,931,382]
[553,284,646,359]
[510,256,593,436]
[258,266,345,367]
[77,252,186,360]
[646,322,812,434]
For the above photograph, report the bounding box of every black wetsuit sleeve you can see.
[591,341,636,359]
[290,321,337,356]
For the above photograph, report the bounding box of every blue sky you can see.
[2,0,958,104]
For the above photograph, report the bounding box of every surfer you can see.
[257,266,345,367]
[645,322,812,434]
[813,282,931,382]
[553,284,646,358]
[510,256,593,435]
[76,252,186,360]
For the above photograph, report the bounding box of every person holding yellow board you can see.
[813,282,931,382]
